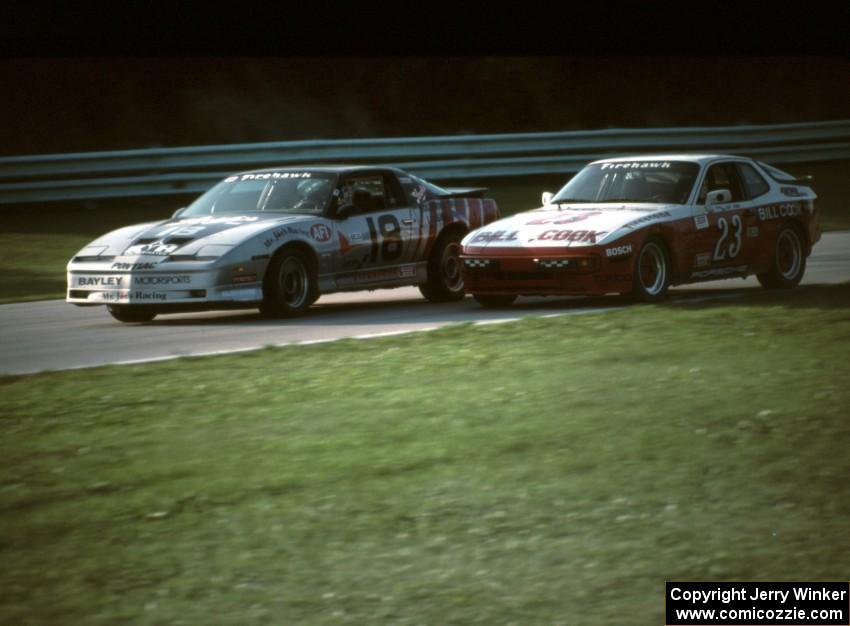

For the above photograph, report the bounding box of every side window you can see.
[736,163,770,199]
[380,173,406,209]
[698,163,744,203]
[339,175,385,214]
[338,173,408,214]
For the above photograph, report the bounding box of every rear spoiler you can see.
[757,161,814,186]
[441,187,488,199]
[785,174,814,186]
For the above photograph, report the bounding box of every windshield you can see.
[551,161,700,205]
[182,172,338,217]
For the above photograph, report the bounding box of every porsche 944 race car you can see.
[67,166,500,322]
[460,154,820,306]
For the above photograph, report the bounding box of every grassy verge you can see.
[2,285,849,625]
[0,198,188,303]
[0,159,847,304]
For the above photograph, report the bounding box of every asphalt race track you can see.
[2,232,848,376]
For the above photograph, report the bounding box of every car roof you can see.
[234,164,403,176]
[590,154,753,166]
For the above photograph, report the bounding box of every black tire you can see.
[630,236,671,303]
[260,247,318,318]
[107,305,157,323]
[473,294,517,308]
[757,224,806,289]
[418,230,466,302]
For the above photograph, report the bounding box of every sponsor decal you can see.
[694,214,709,230]
[237,172,312,181]
[600,162,671,170]
[695,252,711,268]
[111,262,157,270]
[758,203,801,221]
[232,274,257,284]
[398,265,416,278]
[310,223,332,242]
[536,229,606,244]
[134,275,191,285]
[350,232,364,241]
[338,268,400,283]
[264,225,311,247]
[124,243,179,256]
[781,186,805,197]
[78,276,124,287]
[691,265,747,279]
[131,291,167,301]
[605,244,633,257]
[525,211,602,225]
[98,291,167,302]
[747,226,759,238]
[470,230,519,244]
[411,186,428,204]
[623,211,672,229]
[99,291,129,302]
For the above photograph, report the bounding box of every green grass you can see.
[2,285,849,625]
[0,159,848,304]
[0,199,186,303]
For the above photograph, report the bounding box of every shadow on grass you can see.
[666,283,850,311]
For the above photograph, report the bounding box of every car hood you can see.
[77,213,312,258]
[461,204,676,249]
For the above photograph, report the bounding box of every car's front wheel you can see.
[107,304,157,323]
[260,248,318,318]
[757,224,806,289]
[630,237,671,302]
[419,230,466,302]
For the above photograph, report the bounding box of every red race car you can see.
[461,154,820,306]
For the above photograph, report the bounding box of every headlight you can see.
[165,245,233,262]
[72,245,114,262]
[196,245,233,257]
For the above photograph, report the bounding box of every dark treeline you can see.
[2,57,848,156]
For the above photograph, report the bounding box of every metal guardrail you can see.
[1,120,849,204]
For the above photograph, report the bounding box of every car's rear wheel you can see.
[107,305,157,323]
[630,237,671,302]
[472,294,517,308]
[757,224,806,289]
[260,248,318,318]
[419,230,466,302]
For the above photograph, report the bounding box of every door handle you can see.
[402,219,414,225]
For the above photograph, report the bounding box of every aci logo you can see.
[310,224,332,242]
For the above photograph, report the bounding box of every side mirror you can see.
[172,206,186,218]
[706,189,731,206]
[542,192,553,206]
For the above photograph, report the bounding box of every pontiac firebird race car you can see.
[67,166,500,322]
[460,155,820,306]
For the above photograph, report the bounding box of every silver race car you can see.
[67,166,500,322]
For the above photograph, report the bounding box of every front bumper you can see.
[460,249,634,296]
[66,260,263,306]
